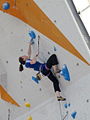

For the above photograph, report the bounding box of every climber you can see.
[18,38,66,101]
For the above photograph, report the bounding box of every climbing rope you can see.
[58,101,63,120]
[58,101,69,120]
[8,109,10,120]
[57,75,69,120]
[63,111,68,120]
[37,35,40,56]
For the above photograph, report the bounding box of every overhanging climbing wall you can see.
[0,0,90,120]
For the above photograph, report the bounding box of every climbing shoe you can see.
[36,72,42,80]
[57,96,66,101]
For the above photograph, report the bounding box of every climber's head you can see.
[19,57,25,65]
[19,56,28,72]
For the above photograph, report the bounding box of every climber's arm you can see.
[28,35,39,64]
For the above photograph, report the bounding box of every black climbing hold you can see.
[54,20,56,23]
[6,61,8,63]
[39,88,42,91]
[48,51,50,55]
[76,63,79,66]
[24,98,26,101]
[20,49,23,52]
[86,99,89,103]
[54,46,57,51]
[8,109,10,112]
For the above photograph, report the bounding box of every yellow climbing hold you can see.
[27,116,32,120]
[25,102,31,108]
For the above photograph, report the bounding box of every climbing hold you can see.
[28,31,36,44]
[29,31,36,39]
[27,116,32,120]
[86,99,89,103]
[32,76,39,84]
[54,46,57,51]
[20,49,23,52]
[25,102,31,108]
[39,88,42,91]
[54,20,56,23]
[64,103,68,108]
[76,63,79,66]
[24,98,26,101]
[48,51,50,55]
[2,2,10,10]
[60,64,70,81]
[6,61,8,63]
[71,111,77,119]
[64,103,70,108]
[68,103,70,107]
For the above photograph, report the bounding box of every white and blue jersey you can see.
[25,59,45,71]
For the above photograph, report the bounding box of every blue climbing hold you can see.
[2,2,10,10]
[71,111,77,119]
[29,31,36,39]
[64,104,68,108]
[32,76,39,84]
[60,64,70,81]
[68,103,71,107]
[64,103,70,108]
